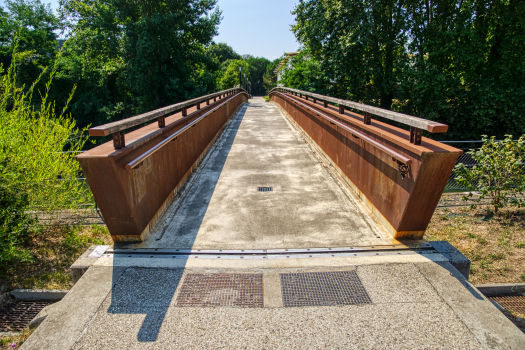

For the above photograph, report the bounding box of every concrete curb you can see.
[475,283,525,296]
[10,289,68,300]
[70,244,100,284]
[428,241,471,279]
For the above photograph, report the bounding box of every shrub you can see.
[0,40,89,266]
[455,135,525,214]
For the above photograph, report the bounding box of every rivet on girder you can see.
[112,131,125,149]
[409,126,422,145]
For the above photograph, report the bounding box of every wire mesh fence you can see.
[442,140,525,192]
[28,140,522,224]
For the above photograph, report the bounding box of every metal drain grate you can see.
[280,271,372,307]
[257,187,272,192]
[176,273,264,307]
[0,300,53,332]
[488,294,525,314]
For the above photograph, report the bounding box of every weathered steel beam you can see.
[88,88,241,137]
[271,87,448,133]
[77,92,249,242]
[270,91,462,240]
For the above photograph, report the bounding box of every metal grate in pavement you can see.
[0,301,53,332]
[488,294,525,314]
[257,187,272,192]
[280,271,372,307]
[176,273,263,307]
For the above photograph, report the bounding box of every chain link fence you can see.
[28,177,105,226]
[442,140,525,192]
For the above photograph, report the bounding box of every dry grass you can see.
[425,205,525,284]
[0,224,112,292]
[0,329,34,350]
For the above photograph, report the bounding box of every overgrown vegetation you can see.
[291,0,525,140]
[0,41,90,266]
[456,135,525,214]
[0,224,111,291]
[0,0,279,140]
[426,204,525,284]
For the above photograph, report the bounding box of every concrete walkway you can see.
[20,98,525,349]
[136,97,394,250]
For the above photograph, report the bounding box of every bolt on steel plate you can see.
[176,273,263,308]
[280,271,372,307]
[0,300,53,332]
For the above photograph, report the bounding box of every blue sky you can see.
[0,0,300,60]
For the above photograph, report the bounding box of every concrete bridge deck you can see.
[131,97,394,250]
[20,97,525,349]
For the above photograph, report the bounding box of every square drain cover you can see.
[280,271,372,307]
[176,273,263,307]
[257,187,272,192]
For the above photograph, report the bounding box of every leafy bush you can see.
[0,42,89,266]
[455,135,525,214]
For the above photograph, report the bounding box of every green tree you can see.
[455,135,525,214]
[58,0,222,132]
[206,42,241,64]
[293,0,409,109]
[292,0,525,140]
[262,57,281,92]
[219,59,249,89]
[245,56,270,96]
[279,50,329,94]
[0,46,89,264]
[0,0,60,86]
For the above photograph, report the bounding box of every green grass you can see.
[0,224,111,291]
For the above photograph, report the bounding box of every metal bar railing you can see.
[275,92,412,167]
[89,88,246,149]
[125,91,246,170]
[270,87,448,145]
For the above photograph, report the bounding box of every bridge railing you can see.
[270,87,448,145]
[77,88,249,242]
[269,87,462,239]
[89,88,245,149]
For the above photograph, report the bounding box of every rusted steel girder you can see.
[77,92,249,242]
[269,91,462,239]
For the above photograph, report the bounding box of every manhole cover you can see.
[0,300,53,332]
[176,273,264,307]
[257,187,272,192]
[488,294,525,314]
[280,271,372,307]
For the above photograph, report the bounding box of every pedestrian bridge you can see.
[20,88,525,350]
[78,87,461,247]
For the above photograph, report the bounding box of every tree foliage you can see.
[279,50,330,94]
[0,45,89,264]
[455,135,525,214]
[219,59,249,89]
[0,0,59,87]
[292,0,525,140]
[56,0,222,130]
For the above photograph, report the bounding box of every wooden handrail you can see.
[125,92,245,170]
[275,92,412,166]
[89,88,245,137]
[269,87,448,134]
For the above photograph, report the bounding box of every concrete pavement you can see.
[20,98,525,349]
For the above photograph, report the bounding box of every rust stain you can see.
[270,92,461,238]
